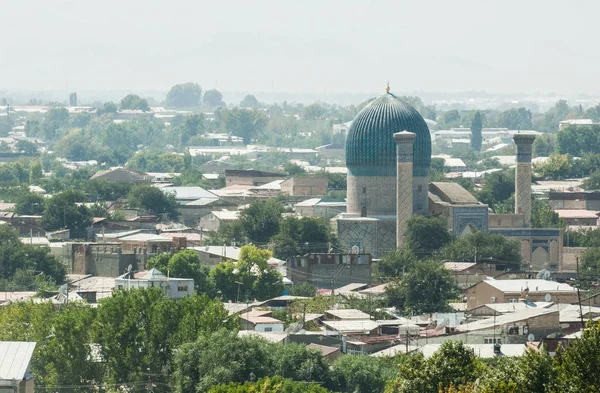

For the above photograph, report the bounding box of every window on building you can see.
[117,285,123,290]
[418,185,422,192]
[362,187,367,194]
[483,338,502,344]
[264,327,273,332]
[177,286,188,292]
[361,205,367,217]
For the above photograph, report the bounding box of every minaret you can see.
[394,131,416,248]
[513,133,536,227]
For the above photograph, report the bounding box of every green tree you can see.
[272,216,338,260]
[531,198,563,228]
[376,248,418,280]
[147,249,215,295]
[203,89,225,108]
[173,330,273,393]
[555,320,600,392]
[439,232,522,267]
[42,190,92,238]
[331,355,398,393]
[440,110,461,128]
[535,153,573,180]
[208,377,334,393]
[210,245,283,301]
[386,341,482,393]
[290,282,317,297]
[95,289,233,392]
[470,111,483,151]
[0,302,100,391]
[583,170,600,190]
[100,101,118,114]
[238,200,283,244]
[405,216,452,255]
[477,170,515,210]
[16,140,38,154]
[221,108,268,144]
[0,226,66,288]
[29,160,43,184]
[120,94,150,111]
[240,94,260,109]
[127,184,179,219]
[166,82,203,108]
[534,134,557,156]
[15,191,45,215]
[385,260,458,314]
[498,108,532,130]
[303,104,326,120]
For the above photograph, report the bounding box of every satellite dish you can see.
[536,269,552,280]
[527,334,535,342]
[351,245,359,254]
[58,284,68,296]
[544,294,552,302]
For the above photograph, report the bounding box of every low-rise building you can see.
[465,278,579,310]
[115,268,194,299]
[198,210,240,232]
[549,190,600,210]
[239,310,284,332]
[280,176,328,196]
[225,169,286,187]
[555,209,599,226]
[288,253,372,288]
[0,341,37,393]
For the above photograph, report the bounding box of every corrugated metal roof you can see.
[0,342,36,380]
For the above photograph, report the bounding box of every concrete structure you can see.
[0,342,36,393]
[394,131,416,248]
[306,343,342,361]
[224,169,286,187]
[160,186,219,205]
[555,209,599,226]
[549,190,600,210]
[513,134,536,227]
[443,262,498,289]
[280,176,328,196]
[115,268,194,299]
[465,277,579,310]
[287,253,372,288]
[428,182,489,235]
[418,343,527,358]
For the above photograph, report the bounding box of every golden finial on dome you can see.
[386,82,390,93]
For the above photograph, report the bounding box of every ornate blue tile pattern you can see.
[346,93,431,177]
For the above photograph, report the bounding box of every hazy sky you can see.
[2,0,598,95]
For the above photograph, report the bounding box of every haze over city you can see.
[2,0,600,101]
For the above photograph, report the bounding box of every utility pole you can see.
[576,256,585,328]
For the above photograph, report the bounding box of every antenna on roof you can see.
[385,82,390,94]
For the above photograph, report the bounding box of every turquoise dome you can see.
[345,93,431,176]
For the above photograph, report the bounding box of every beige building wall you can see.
[280,177,328,196]
[488,214,524,229]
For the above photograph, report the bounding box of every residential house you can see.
[0,342,36,393]
[238,310,285,332]
[306,343,342,361]
[224,169,286,187]
[160,186,219,205]
[192,246,286,273]
[443,262,497,289]
[555,210,599,226]
[315,143,344,159]
[280,176,328,197]
[198,210,240,232]
[465,278,580,310]
[115,268,194,299]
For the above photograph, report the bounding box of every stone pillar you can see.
[394,131,416,249]
[513,134,536,227]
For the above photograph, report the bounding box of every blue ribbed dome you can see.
[346,93,431,176]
